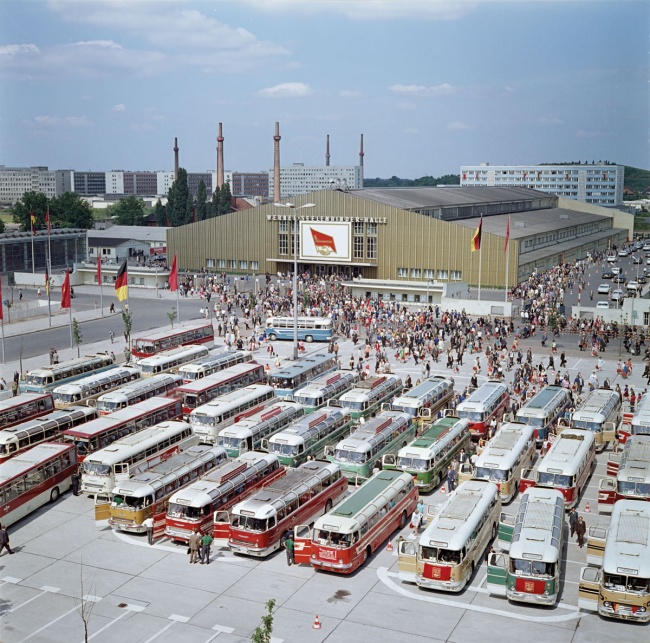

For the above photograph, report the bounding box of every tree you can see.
[209,185,220,219]
[251,599,276,643]
[0,218,5,233]
[196,180,208,221]
[168,168,191,227]
[166,308,178,328]
[217,181,232,216]
[122,310,133,346]
[12,190,49,231]
[153,199,167,227]
[72,318,83,357]
[49,192,95,229]
[109,196,145,226]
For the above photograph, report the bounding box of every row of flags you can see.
[471,215,511,253]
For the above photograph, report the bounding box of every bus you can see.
[177,350,253,382]
[101,445,228,534]
[324,410,416,484]
[137,345,211,377]
[220,461,347,557]
[21,354,115,393]
[294,470,418,573]
[387,376,455,424]
[62,397,183,462]
[216,401,305,457]
[0,406,98,464]
[165,452,285,541]
[132,321,215,359]
[487,487,565,605]
[82,420,198,496]
[52,367,140,409]
[568,388,621,451]
[579,500,650,623]
[0,393,54,429]
[462,422,536,503]
[382,416,471,493]
[0,442,77,527]
[265,316,333,343]
[291,370,360,413]
[265,407,354,468]
[172,362,265,418]
[520,428,596,509]
[455,380,510,440]
[598,434,650,513]
[96,374,183,415]
[267,354,337,397]
[516,385,573,445]
[331,374,403,420]
[397,480,501,592]
[189,385,276,444]
[622,393,650,442]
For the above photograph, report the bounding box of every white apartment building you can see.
[268,164,363,200]
[0,166,57,205]
[157,171,175,196]
[105,171,125,195]
[460,163,624,207]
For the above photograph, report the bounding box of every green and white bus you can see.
[330,375,402,420]
[382,416,470,492]
[324,410,416,484]
[386,376,455,425]
[265,407,355,467]
[292,370,360,414]
[487,487,565,605]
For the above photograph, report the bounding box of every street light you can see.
[273,202,316,360]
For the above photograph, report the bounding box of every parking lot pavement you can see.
[2,327,649,642]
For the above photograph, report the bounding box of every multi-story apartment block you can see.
[71,171,106,196]
[268,164,363,200]
[0,166,57,205]
[224,171,269,198]
[460,163,624,207]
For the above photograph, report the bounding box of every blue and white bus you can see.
[265,316,333,343]
[268,354,337,397]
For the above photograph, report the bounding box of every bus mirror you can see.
[324,446,333,457]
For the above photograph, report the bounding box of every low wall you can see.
[440,296,512,318]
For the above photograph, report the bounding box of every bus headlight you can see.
[637,606,646,613]
[338,559,343,564]
[603,601,611,608]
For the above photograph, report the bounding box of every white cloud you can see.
[539,117,565,125]
[32,115,91,127]
[112,104,126,112]
[256,82,314,98]
[339,90,361,98]
[576,129,608,138]
[73,40,122,49]
[131,123,154,132]
[390,83,457,96]
[0,43,40,56]
[447,121,473,131]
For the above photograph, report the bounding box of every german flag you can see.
[115,259,128,301]
[471,217,482,252]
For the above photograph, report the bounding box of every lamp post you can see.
[273,202,316,360]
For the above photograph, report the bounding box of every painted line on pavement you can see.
[85,604,145,642]
[7,585,60,613]
[1,576,23,584]
[142,614,190,643]
[377,568,583,623]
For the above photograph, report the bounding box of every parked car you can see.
[618,249,629,257]
[611,289,625,301]
[597,283,611,294]
[613,275,626,283]
[633,255,643,264]
[643,243,650,251]
[607,255,618,262]
[601,270,614,279]
[611,266,621,274]
[638,275,647,284]
[597,301,610,309]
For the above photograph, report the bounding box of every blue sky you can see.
[1,0,648,178]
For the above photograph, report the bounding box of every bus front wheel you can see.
[268,333,277,341]
[325,499,333,512]
[50,487,60,502]
[305,335,314,343]
[399,510,407,528]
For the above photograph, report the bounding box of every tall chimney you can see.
[326,134,330,167]
[273,122,281,203]
[173,137,179,180]
[359,133,364,168]
[216,123,224,188]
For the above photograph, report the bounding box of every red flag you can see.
[504,215,510,253]
[97,256,102,285]
[61,270,71,309]
[45,206,50,234]
[169,255,178,292]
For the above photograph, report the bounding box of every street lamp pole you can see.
[273,202,315,360]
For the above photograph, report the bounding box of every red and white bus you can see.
[172,362,265,418]
[455,380,510,440]
[62,397,183,462]
[294,469,418,573]
[520,428,596,508]
[622,394,650,443]
[132,321,214,359]
[96,373,182,415]
[177,350,253,382]
[219,461,347,557]
[0,442,77,527]
[598,434,650,513]
[0,392,54,430]
[0,406,98,464]
[165,452,286,541]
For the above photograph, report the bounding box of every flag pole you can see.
[69,297,73,349]
[1,315,4,365]
[505,243,510,304]
[177,284,180,324]
[46,245,52,328]
[31,230,35,273]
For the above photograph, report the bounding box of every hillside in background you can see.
[624,166,650,197]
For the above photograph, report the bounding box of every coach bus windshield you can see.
[269,442,299,456]
[397,456,429,471]
[538,472,572,488]
[167,503,203,519]
[570,419,602,432]
[475,467,508,482]
[334,449,366,463]
[457,410,484,422]
[511,558,554,577]
[420,546,461,565]
[231,514,274,532]
[618,481,650,497]
[82,461,111,476]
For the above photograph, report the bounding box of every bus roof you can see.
[270,354,335,379]
[218,401,303,438]
[175,362,262,393]
[335,411,411,453]
[397,416,468,459]
[538,429,594,474]
[0,442,74,483]
[508,487,565,562]
[0,392,51,410]
[0,406,97,443]
[178,350,252,373]
[457,381,507,411]
[191,385,274,416]
[516,386,570,418]
[602,500,650,579]
[572,388,620,422]
[473,422,535,470]
[293,370,358,397]
[134,321,213,343]
[26,354,113,377]
[97,374,182,402]
[337,375,401,402]
[618,435,650,483]
[137,344,209,365]
[52,367,139,394]
[390,376,453,409]
[269,408,349,446]
[419,480,498,551]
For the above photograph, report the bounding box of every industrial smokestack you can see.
[216,123,224,189]
[326,134,330,167]
[173,137,179,180]
[359,134,364,168]
[273,122,281,203]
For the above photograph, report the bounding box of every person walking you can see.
[200,532,213,564]
[575,515,587,548]
[284,531,295,566]
[446,465,456,493]
[71,470,81,496]
[569,507,578,538]
[109,330,115,344]
[188,529,202,564]
[142,516,154,545]
[0,524,13,556]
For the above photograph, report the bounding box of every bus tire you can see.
[325,499,333,512]
[363,547,371,566]
[399,510,407,528]
[491,523,497,540]
[50,487,60,502]
[268,333,277,341]
[305,335,314,343]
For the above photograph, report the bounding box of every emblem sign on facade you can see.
[300,222,351,262]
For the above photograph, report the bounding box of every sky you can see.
[1,0,648,179]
